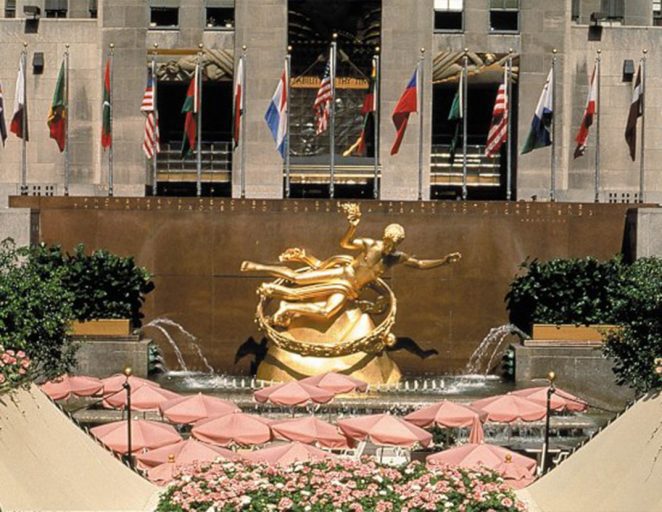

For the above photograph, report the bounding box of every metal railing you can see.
[430,144,501,188]
[155,141,232,183]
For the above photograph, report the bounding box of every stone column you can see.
[233,0,287,199]
[379,0,434,201]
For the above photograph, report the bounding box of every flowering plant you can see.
[0,344,32,392]
[157,458,526,512]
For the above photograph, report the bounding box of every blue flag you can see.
[521,67,553,154]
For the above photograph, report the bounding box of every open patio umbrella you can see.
[300,372,368,394]
[468,416,485,444]
[426,443,536,475]
[90,419,181,454]
[40,374,103,401]
[496,454,536,489]
[244,441,336,466]
[101,374,161,395]
[254,381,335,407]
[191,412,273,447]
[510,386,588,412]
[159,393,240,424]
[147,459,179,486]
[271,416,353,449]
[404,400,488,429]
[135,438,238,470]
[470,394,547,423]
[103,384,181,412]
[338,413,432,448]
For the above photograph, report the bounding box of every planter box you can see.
[530,324,619,345]
[74,336,151,378]
[71,319,131,337]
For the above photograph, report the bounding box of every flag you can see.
[101,59,111,149]
[574,64,598,159]
[343,58,376,157]
[314,59,332,135]
[390,68,418,155]
[447,72,463,163]
[47,60,67,152]
[485,69,508,158]
[264,68,288,158]
[233,56,244,148]
[10,55,28,141]
[181,64,199,157]
[625,64,642,162]
[0,81,7,147]
[141,66,160,159]
[521,67,553,155]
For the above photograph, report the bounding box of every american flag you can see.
[141,67,160,159]
[485,71,508,158]
[314,60,333,135]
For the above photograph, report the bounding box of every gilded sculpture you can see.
[241,203,461,384]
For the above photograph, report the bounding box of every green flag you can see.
[47,60,66,152]
[448,74,463,165]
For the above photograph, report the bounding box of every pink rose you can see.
[21,359,30,369]
[0,374,5,384]
[501,497,514,507]
[6,350,14,356]
[16,351,26,359]
[18,368,26,375]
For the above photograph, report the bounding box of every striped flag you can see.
[314,59,332,135]
[485,69,508,157]
[141,67,160,159]
[390,67,418,155]
[574,63,597,159]
[233,55,244,148]
[101,59,111,149]
[181,64,199,157]
[343,57,377,157]
[264,67,288,158]
[10,54,28,141]
[0,81,7,146]
[625,64,642,162]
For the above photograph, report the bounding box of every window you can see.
[45,0,67,18]
[434,0,463,31]
[654,0,662,25]
[5,0,16,18]
[89,0,97,18]
[205,0,234,28]
[571,0,580,22]
[150,7,179,28]
[600,0,624,20]
[489,0,519,32]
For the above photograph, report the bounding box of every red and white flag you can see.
[233,55,244,148]
[314,57,333,135]
[141,66,160,159]
[574,63,598,159]
[485,69,508,157]
[10,54,28,141]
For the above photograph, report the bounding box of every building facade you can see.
[0,0,661,204]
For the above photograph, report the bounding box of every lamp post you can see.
[541,370,556,474]
[122,366,133,468]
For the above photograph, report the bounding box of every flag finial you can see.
[242,45,247,52]
[375,46,380,54]
[597,48,601,55]
[552,48,557,54]
[287,45,292,54]
[642,48,648,55]
[420,47,425,54]
[109,43,114,49]
[23,41,28,48]
[65,43,70,49]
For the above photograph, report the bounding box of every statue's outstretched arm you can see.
[339,203,364,250]
[402,252,462,270]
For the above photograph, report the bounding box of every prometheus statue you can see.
[241,203,461,384]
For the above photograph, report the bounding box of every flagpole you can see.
[20,42,27,196]
[550,48,557,202]
[506,49,513,201]
[329,34,337,199]
[373,47,380,199]
[64,44,70,196]
[639,49,647,203]
[152,44,158,196]
[462,48,468,201]
[196,43,203,197]
[594,49,601,203]
[108,43,114,197]
[285,46,292,198]
[240,45,247,199]
[417,47,425,201]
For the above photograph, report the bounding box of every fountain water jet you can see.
[143,318,215,373]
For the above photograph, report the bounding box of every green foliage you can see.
[30,243,154,326]
[603,258,662,394]
[505,256,623,333]
[0,240,76,380]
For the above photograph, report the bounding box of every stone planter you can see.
[529,324,619,346]
[71,319,131,337]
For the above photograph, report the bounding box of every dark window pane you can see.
[435,10,462,30]
[206,7,234,28]
[150,7,179,27]
[490,10,518,31]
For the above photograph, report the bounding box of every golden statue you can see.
[241,203,461,384]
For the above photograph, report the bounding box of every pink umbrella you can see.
[254,381,335,406]
[101,374,161,395]
[103,385,181,412]
[426,443,536,475]
[90,419,181,454]
[404,400,488,429]
[338,413,432,448]
[135,438,238,470]
[159,393,240,424]
[468,416,485,444]
[496,454,537,489]
[40,374,103,400]
[300,372,368,394]
[191,412,273,446]
[244,441,336,466]
[470,394,547,423]
[146,457,181,486]
[510,386,588,412]
[271,416,353,449]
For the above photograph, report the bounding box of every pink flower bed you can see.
[157,458,526,511]
[0,345,31,390]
